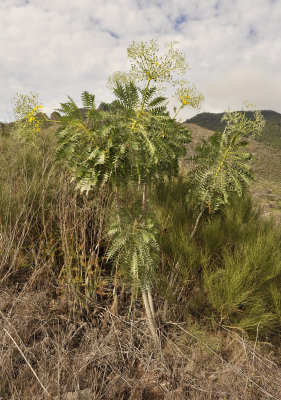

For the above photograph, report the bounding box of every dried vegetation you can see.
[0,125,281,400]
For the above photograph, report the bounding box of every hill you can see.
[185,110,281,150]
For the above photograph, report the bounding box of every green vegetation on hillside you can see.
[186,109,281,149]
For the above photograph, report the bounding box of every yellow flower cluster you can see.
[174,81,204,111]
[146,63,159,79]
[180,94,190,105]
[27,105,43,133]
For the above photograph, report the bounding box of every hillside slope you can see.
[185,110,281,150]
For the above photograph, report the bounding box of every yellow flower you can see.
[180,94,190,105]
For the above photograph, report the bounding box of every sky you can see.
[1,0,281,122]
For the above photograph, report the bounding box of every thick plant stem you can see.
[131,78,151,130]
[115,188,121,224]
[215,129,236,177]
[142,289,158,339]
[147,285,156,320]
[111,262,119,315]
[139,78,151,117]
[113,190,121,313]
[162,261,179,321]
[142,183,147,212]
[141,183,158,337]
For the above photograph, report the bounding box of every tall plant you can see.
[161,105,265,321]
[188,104,265,238]
[55,40,203,337]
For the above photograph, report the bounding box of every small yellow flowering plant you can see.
[27,104,44,134]
[12,92,45,142]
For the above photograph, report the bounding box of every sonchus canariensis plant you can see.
[55,40,203,338]
[188,103,265,238]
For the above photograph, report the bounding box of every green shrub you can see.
[202,199,281,338]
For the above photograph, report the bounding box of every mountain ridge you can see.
[185,109,281,150]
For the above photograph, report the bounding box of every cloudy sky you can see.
[1,0,281,122]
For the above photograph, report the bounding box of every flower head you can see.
[174,80,204,109]
[127,40,189,84]
[27,104,44,134]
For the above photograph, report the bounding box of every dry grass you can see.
[1,282,281,400]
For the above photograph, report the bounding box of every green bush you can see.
[152,182,281,339]
[201,198,281,338]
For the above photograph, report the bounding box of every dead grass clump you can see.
[1,284,281,400]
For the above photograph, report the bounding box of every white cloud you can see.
[204,67,281,113]
[0,0,281,122]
